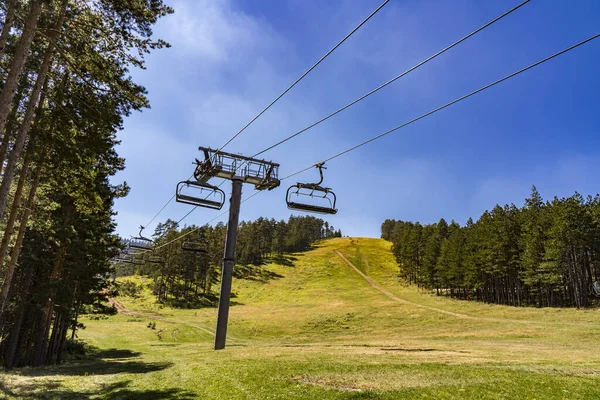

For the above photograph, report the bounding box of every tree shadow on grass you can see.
[92,348,142,359]
[0,347,191,399]
[270,254,298,267]
[12,348,173,378]
[0,379,196,399]
[16,359,173,377]
[234,264,284,282]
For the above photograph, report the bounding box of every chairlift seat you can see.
[129,241,153,250]
[287,201,338,215]
[177,194,223,209]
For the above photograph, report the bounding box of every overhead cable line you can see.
[251,0,532,158]
[282,33,600,180]
[131,30,600,258]
[213,0,390,155]
[151,191,263,251]
[206,0,532,193]
[138,0,389,231]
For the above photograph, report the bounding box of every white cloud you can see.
[114,0,318,238]
[163,0,280,63]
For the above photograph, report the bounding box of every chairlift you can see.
[286,163,337,215]
[129,226,154,250]
[125,247,146,256]
[591,281,600,297]
[146,255,164,264]
[176,180,225,210]
[181,240,208,254]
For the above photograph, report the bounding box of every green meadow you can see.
[2,238,599,399]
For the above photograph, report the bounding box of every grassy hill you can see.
[2,238,600,399]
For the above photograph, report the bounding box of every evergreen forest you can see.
[0,0,172,368]
[381,187,600,308]
[118,216,342,308]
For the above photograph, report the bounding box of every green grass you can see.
[2,237,600,399]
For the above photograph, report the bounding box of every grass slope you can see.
[2,238,600,399]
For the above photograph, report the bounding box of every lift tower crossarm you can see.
[195,146,281,191]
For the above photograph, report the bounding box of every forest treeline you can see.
[0,0,172,368]
[382,187,600,308]
[120,216,341,308]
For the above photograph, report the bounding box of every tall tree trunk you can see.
[0,1,66,220]
[0,145,32,304]
[0,131,39,279]
[32,301,52,366]
[0,0,19,57]
[3,263,35,368]
[0,146,46,333]
[0,73,29,172]
[70,302,80,341]
[33,199,72,366]
[0,0,43,136]
[46,312,61,363]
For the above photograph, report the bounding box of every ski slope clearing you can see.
[2,238,599,399]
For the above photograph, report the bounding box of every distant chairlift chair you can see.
[286,163,337,215]
[146,255,164,264]
[129,226,155,250]
[591,281,600,297]
[181,240,208,254]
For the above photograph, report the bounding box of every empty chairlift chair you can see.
[286,163,337,215]
[591,281,600,297]
[129,226,155,250]
[176,180,225,210]
[146,255,164,264]
[115,255,134,264]
[181,240,208,253]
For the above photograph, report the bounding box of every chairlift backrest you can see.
[176,180,225,210]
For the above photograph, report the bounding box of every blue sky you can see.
[112,0,600,239]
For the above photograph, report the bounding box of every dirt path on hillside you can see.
[335,250,599,327]
[108,298,220,338]
[334,250,566,326]
[334,251,473,319]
